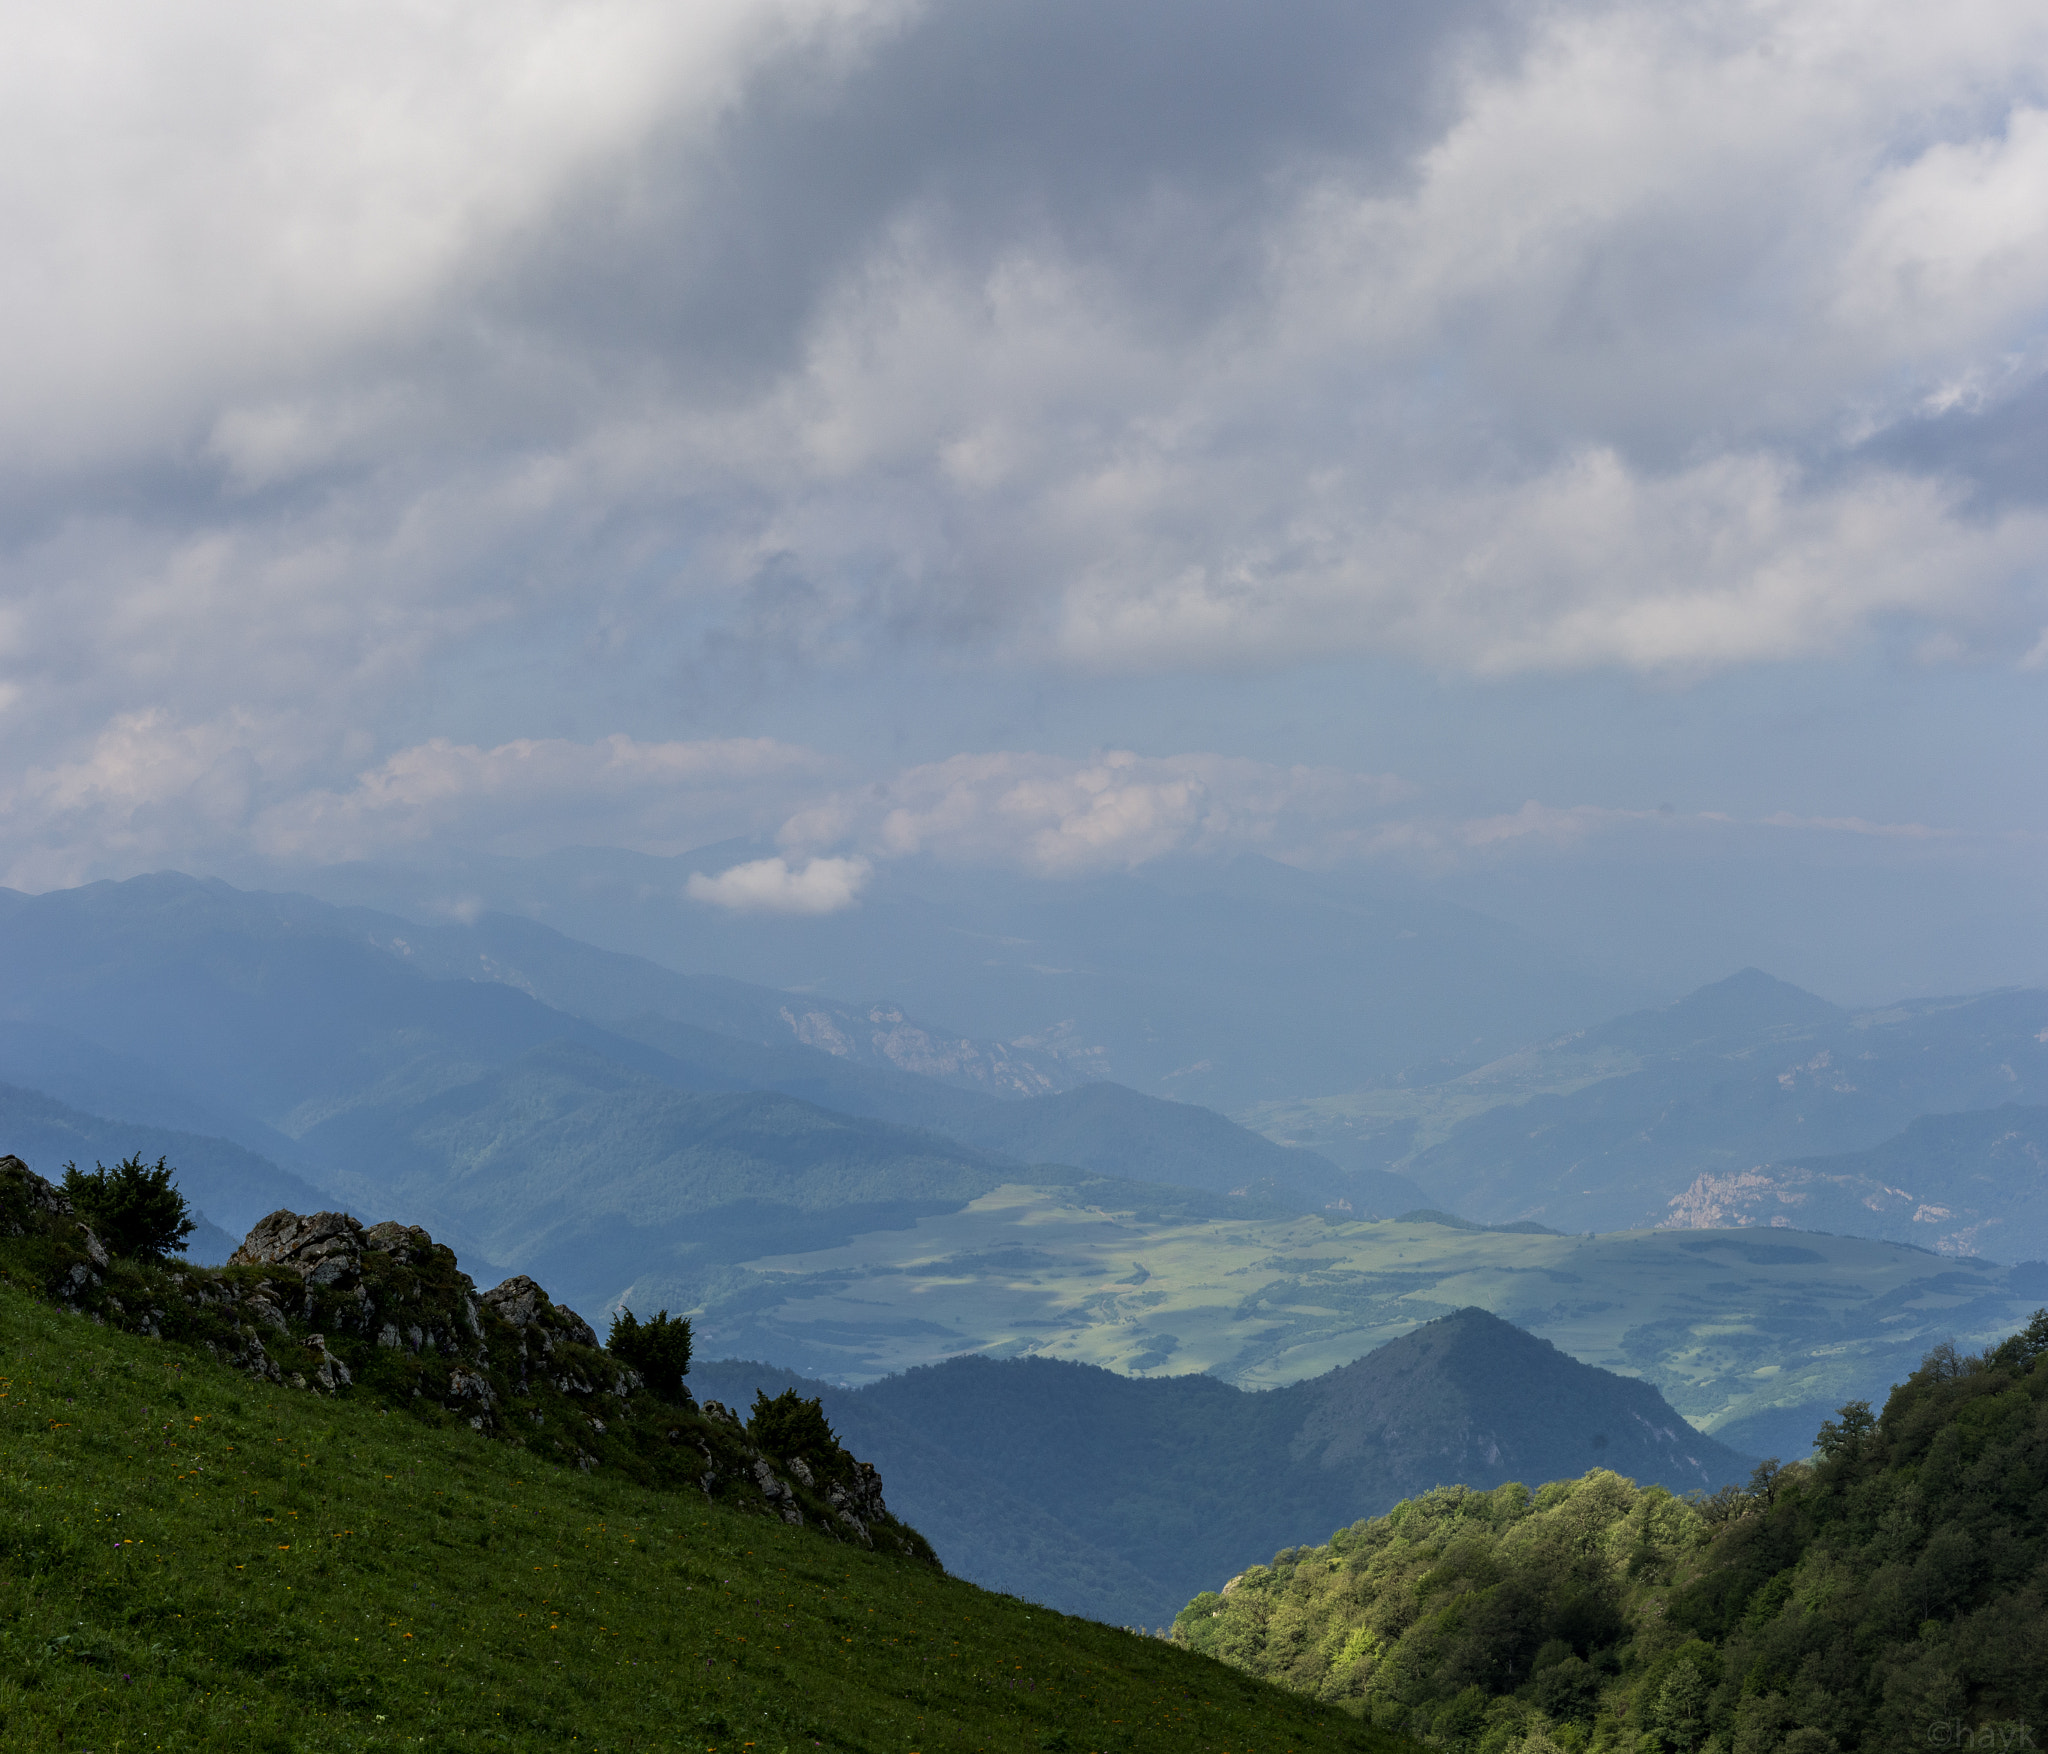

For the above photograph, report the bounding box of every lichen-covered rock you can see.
[0,1162,936,1566]
[480,1274,601,1354]
[230,1208,365,1272]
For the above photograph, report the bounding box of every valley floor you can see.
[691,1193,2042,1454]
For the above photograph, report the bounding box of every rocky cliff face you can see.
[0,1154,923,1561]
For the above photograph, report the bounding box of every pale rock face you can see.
[230,1209,364,1276]
[481,1274,600,1350]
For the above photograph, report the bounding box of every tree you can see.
[604,1307,692,1402]
[1654,1659,1710,1752]
[1815,1399,1875,1460]
[61,1155,195,1261]
[748,1388,840,1463]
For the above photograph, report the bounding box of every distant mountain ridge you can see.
[1263,969,2048,1244]
[0,872,1389,1314]
[269,843,1652,1110]
[938,1081,1425,1216]
[0,1079,327,1252]
[692,1307,1752,1628]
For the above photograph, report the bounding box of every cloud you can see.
[777,749,1415,875]
[255,734,830,862]
[0,723,830,888]
[686,854,872,913]
[3,0,2048,888]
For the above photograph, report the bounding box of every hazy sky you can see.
[3,0,2046,997]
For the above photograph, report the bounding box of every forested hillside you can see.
[1174,1313,2048,1752]
[694,1309,1751,1628]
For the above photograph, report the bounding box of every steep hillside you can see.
[0,1262,1409,1752]
[0,1154,931,1561]
[692,1309,1751,1629]
[1665,1103,2048,1263]
[296,1042,1035,1314]
[1175,1310,2048,1754]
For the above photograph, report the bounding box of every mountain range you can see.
[1255,967,2048,1252]
[691,1307,1754,1629]
[5,869,2047,1467]
[259,844,1653,1111]
[0,872,1390,1311]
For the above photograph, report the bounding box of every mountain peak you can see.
[1287,1306,1748,1492]
[1588,966,1841,1057]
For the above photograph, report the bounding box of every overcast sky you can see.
[2,0,2045,999]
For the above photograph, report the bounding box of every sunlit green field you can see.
[0,1282,1406,1754]
[685,1188,2040,1435]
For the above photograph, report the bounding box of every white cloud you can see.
[777,750,1415,875]
[0,723,830,888]
[686,854,872,913]
[0,0,908,467]
[256,734,830,862]
[673,0,2048,674]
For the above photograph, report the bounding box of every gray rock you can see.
[230,1210,364,1276]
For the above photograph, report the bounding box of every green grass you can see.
[0,1281,1408,1754]
[676,1187,2041,1434]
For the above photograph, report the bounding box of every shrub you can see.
[748,1388,840,1464]
[61,1155,195,1261]
[605,1307,692,1402]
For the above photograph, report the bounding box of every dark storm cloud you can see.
[1,0,2046,886]
[500,0,1514,388]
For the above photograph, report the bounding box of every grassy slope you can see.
[0,1282,1408,1754]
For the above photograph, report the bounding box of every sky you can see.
[2,0,2046,1002]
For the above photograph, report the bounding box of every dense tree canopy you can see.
[604,1306,693,1403]
[749,1388,842,1467]
[61,1154,195,1262]
[1175,1311,2048,1754]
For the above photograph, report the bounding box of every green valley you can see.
[676,1189,2045,1459]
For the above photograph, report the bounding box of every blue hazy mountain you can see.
[1392,970,2048,1236]
[692,1307,1752,1628]
[0,1079,328,1254]
[938,1081,1424,1215]
[0,873,1394,1306]
[267,845,1655,1110]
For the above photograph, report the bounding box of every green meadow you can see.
[0,1280,1406,1754]
[690,1189,2042,1436]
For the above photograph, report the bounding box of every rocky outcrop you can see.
[0,1156,935,1565]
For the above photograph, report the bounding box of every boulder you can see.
[230,1210,364,1281]
[482,1274,600,1349]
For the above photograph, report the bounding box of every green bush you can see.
[748,1386,840,1463]
[605,1305,692,1401]
[59,1154,194,1261]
